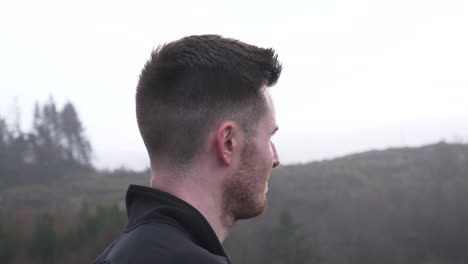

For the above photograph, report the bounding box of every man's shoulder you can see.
[94,222,228,264]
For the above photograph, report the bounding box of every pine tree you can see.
[32,99,63,165]
[31,97,70,178]
[0,117,9,187]
[60,102,92,166]
[0,117,8,144]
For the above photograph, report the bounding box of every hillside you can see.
[1,142,468,264]
[226,142,468,264]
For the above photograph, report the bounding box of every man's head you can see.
[136,34,281,220]
[136,35,281,166]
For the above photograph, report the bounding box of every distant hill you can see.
[1,142,468,264]
[0,169,148,211]
[226,142,468,264]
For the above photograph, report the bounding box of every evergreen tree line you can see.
[0,204,318,264]
[0,98,92,188]
[0,203,126,264]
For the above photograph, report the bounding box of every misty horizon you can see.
[1,0,467,170]
[1,98,466,170]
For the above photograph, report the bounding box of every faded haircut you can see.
[136,35,282,166]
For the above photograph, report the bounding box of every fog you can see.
[1,0,467,170]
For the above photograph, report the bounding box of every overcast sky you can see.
[1,0,467,170]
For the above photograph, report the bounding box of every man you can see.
[94,35,282,264]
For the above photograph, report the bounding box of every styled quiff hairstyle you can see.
[136,35,282,166]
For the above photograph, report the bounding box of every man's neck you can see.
[150,170,233,243]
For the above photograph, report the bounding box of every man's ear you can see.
[215,122,237,166]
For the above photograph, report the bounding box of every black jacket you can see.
[93,184,232,264]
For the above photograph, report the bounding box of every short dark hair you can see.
[136,35,282,166]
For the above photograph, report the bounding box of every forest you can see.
[1,100,467,264]
[0,97,92,188]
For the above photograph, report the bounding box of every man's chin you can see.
[233,199,268,221]
[256,199,268,216]
[252,198,269,217]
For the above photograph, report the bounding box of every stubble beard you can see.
[221,144,268,224]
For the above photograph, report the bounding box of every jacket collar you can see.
[125,184,229,258]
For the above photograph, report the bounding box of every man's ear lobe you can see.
[216,122,236,166]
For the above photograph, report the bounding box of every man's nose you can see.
[272,142,280,168]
